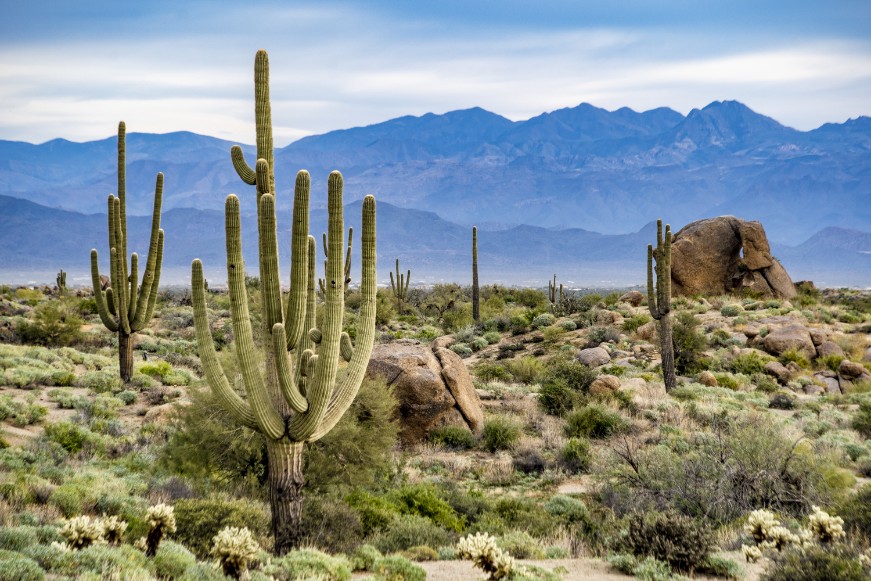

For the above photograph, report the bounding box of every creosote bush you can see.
[623,511,714,574]
[482,416,522,452]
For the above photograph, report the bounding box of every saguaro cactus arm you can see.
[647,219,672,320]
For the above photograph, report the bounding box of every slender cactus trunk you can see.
[659,315,676,391]
[118,330,134,382]
[472,227,479,322]
[267,439,305,555]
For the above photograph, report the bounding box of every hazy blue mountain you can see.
[1,100,869,246]
[2,195,867,288]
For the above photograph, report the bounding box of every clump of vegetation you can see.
[210,526,260,579]
[482,416,522,452]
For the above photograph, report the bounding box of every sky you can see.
[1,0,870,146]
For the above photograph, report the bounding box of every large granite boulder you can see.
[670,216,796,298]
[366,339,483,445]
[762,325,817,358]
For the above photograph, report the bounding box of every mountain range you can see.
[1,100,869,287]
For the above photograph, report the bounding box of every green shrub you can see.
[15,300,83,346]
[564,404,626,439]
[560,437,592,473]
[673,311,708,374]
[720,305,742,317]
[0,526,39,551]
[388,484,465,532]
[173,497,269,558]
[838,484,871,536]
[140,360,172,381]
[261,548,352,581]
[537,356,597,416]
[450,343,473,357]
[373,555,426,581]
[0,550,44,581]
[623,314,651,333]
[116,390,137,405]
[544,495,588,524]
[74,544,150,578]
[852,401,871,439]
[504,356,544,384]
[74,371,121,393]
[402,545,438,561]
[497,530,544,559]
[725,351,771,375]
[586,325,620,346]
[531,313,556,329]
[623,512,713,574]
[473,362,512,383]
[371,514,454,554]
[482,416,522,452]
[298,495,364,554]
[780,348,811,369]
[345,490,401,535]
[350,544,382,571]
[482,331,502,344]
[43,421,95,455]
[151,541,197,580]
[429,426,476,450]
[760,543,868,581]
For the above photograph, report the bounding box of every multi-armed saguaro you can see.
[56,269,67,295]
[191,49,377,555]
[548,274,563,308]
[90,122,165,382]
[472,226,480,321]
[647,219,676,391]
[389,258,410,314]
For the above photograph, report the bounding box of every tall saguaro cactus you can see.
[548,274,563,308]
[647,219,676,391]
[472,226,480,321]
[389,258,410,314]
[191,50,377,555]
[56,269,67,295]
[90,122,165,382]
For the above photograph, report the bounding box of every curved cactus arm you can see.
[311,194,377,441]
[90,249,119,332]
[230,145,256,185]
[403,269,410,296]
[647,244,659,319]
[284,171,311,350]
[117,122,129,288]
[225,195,285,440]
[128,253,139,321]
[343,227,353,289]
[253,50,274,195]
[295,236,318,388]
[131,173,164,329]
[658,224,672,316]
[140,230,164,325]
[106,287,117,317]
[288,172,345,441]
[191,259,258,430]
[271,322,309,413]
[258,189,284,332]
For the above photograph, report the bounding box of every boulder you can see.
[838,359,870,380]
[864,347,871,363]
[670,216,796,298]
[699,370,718,387]
[366,339,483,445]
[576,346,611,367]
[815,341,845,360]
[619,291,644,307]
[764,361,791,384]
[808,328,827,347]
[589,375,621,396]
[762,325,816,358]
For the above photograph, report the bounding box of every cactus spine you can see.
[90,122,164,382]
[192,50,377,555]
[389,258,410,314]
[647,219,676,391]
[472,226,479,321]
[548,274,563,308]
[56,269,67,295]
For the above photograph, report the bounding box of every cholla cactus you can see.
[744,508,780,544]
[211,526,261,579]
[456,532,516,580]
[101,515,128,545]
[59,515,105,550]
[741,544,763,563]
[804,505,845,544]
[145,503,177,557]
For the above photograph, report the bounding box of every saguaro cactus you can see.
[90,122,164,382]
[191,49,377,555]
[472,226,480,321]
[647,219,676,391]
[389,258,410,314]
[548,274,563,308]
[56,269,67,295]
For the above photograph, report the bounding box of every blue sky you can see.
[2,0,870,145]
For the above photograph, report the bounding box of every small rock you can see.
[576,346,611,367]
[699,370,718,387]
[619,291,644,307]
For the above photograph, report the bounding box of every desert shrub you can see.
[544,495,589,524]
[559,318,578,331]
[429,426,476,450]
[769,393,795,410]
[0,550,44,581]
[497,530,544,559]
[838,484,871,536]
[388,484,465,533]
[450,343,473,357]
[371,514,454,554]
[350,544,382,571]
[116,390,137,405]
[623,511,713,574]
[819,355,846,373]
[586,325,620,347]
[531,313,556,329]
[780,348,811,369]
[0,396,47,427]
[74,544,150,578]
[560,437,592,474]
[622,314,651,333]
[401,545,439,561]
[482,331,502,344]
[262,548,352,581]
[724,351,771,375]
[373,555,426,580]
[15,300,83,346]
[345,490,402,535]
[720,305,742,317]
[851,401,871,438]
[760,543,868,581]
[74,371,121,393]
[173,497,269,558]
[20,544,75,576]
[564,404,626,439]
[43,421,97,455]
[537,356,597,416]
[152,540,197,580]
[482,416,522,452]
[0,526,39,551]
[603,413,838,523]
[673,311,708,374]
[298,495,364,554]
[503,356,544,384]
[474,362,512,383]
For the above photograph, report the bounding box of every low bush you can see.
[173,497,269,558]
[503,356,544,384]
[151,540,197,580]
[0,550,44,581]
[623,511,714,574]
[299,496,364,554]
[560,437,592,473]
[371,514,454,554]
[852,401,871,438]
[760,543,868,581]
[481,416,522,452]
[373,554,426,580]
[564,404,626,439]
[262,548,352,581]
[429,426,476,450]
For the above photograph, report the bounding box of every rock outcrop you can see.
[670,216,796,298]
[366,339,483,445]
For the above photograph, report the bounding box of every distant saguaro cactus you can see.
[647,219,676,391]
[389,258,410,314]
[192,49,377,555]
[548,274,563,308]
[56,269,67,295]
[90,122,164,382]
[472,226,480,321]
